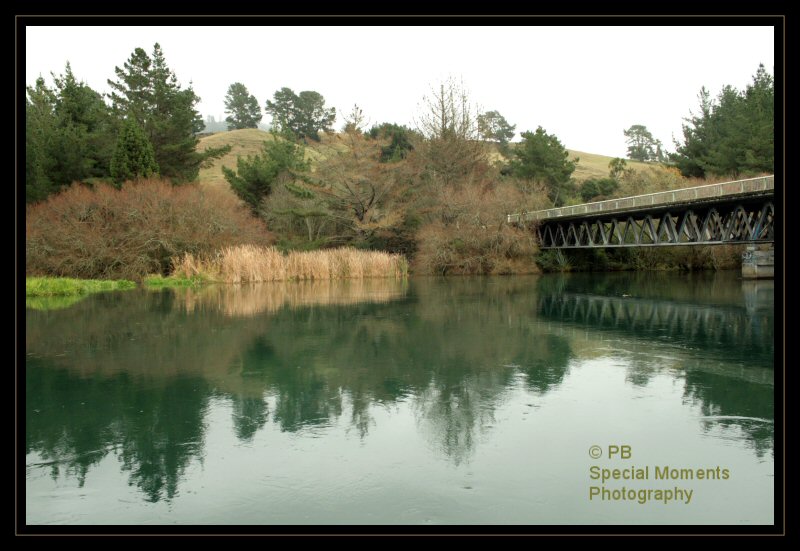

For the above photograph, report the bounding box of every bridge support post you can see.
[741,244,774,279]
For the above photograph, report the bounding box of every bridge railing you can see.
[507,175,774,223]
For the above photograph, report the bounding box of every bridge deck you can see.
[508,175,774,224]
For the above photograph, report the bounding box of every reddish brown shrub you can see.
[413,181,542,275]
[26,179,273,280]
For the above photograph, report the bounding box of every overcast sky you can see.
[25,25,775,158]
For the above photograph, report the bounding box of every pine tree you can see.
[510,126,577,206]
[224,82,262,130]
[108,43,209,183]
[222,134,308,212]
[265,87,336,142]
[673,64,773,178]
[110,118,159,183]
[26,78,58,202]
[477,110,516,145]
[26,65,116,202]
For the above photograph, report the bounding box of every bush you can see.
[413,182,541,275]
[580,177,619,202]
[26,179,272,280]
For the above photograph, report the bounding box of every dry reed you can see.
[171,245,408,283]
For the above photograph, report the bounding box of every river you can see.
[24,272,774,525]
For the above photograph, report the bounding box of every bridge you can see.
[508,176,775,249]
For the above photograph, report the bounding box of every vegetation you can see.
[26,52,772,279]
[26,45,230,204]
[171,245,408,283]
[580,177,619,202]
[224,82,262,130]
[222,132,309,212]
[265,87,336,142]
[110,118,159,183]
[608,157,628,180]
[26,276,136,296]
[367,122,415,162]
[415,77,486,189]
[26,179,271,281]
[673,64,773,178]
[509,126,577,206]
[477,110,516,150]
[26,64,116,202]
[624,124,665,162]
[108,43,229,183]
[143,274,208,288]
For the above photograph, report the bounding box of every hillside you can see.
[196,129,349,189]
[197,129,670,191]
[566,149,656,182]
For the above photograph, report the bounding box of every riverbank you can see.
[26,277,137,297]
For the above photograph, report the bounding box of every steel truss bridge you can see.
[508,176,775,249]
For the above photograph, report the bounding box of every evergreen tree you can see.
[52,63,116,181]
[510,126,577,206]
[26,78,57,202]
[26,65,115,203]
[110,118,159,183]
[222,134,308,212]
[673,64,773,178]
[265,87,336,142]
[623,124,662,162]
[368,123,415,163]
[224,82,262,130]
[477,110,516,145]
[108,43,212,183]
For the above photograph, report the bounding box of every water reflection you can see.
[26,273,773,506]
[535,272,774,456]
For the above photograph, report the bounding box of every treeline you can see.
[672,64,774,178]
[221,81,567,275]
[26,43,229,202]
[26,49,773,278]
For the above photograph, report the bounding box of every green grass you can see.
[143,274,208,288]
[26,277,136,297]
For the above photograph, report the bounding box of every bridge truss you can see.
[535,198,774,249]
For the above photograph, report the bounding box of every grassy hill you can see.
[567,149,655,182]
[197,129,348,189]
[197,129,671,191]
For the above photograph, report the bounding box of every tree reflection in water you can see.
[26,273,772,502]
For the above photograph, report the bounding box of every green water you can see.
[24,272,774,525]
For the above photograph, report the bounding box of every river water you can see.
[24,272,774,525]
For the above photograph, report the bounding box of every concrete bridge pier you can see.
[741,244,774,279]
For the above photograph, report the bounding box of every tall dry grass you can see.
[171,245,408,283]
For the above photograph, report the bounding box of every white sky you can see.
[25,25,775,158]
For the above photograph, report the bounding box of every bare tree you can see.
[414,77,488,188]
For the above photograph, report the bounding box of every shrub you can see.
[26,179,272,280]
[413,181,541,275]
